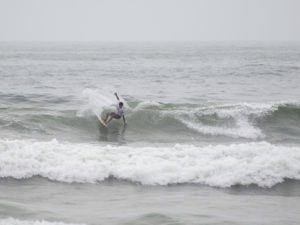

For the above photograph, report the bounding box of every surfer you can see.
[102,92,126,125]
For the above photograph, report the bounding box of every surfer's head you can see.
[119,102,123,108]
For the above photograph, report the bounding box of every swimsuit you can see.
[112,101,124,119]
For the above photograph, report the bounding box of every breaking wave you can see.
[1,139,300,188]
[1,89,300,141]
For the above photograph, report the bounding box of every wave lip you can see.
[158,100,300,139]
[1,139,300,188]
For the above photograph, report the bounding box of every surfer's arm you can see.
[114,92,120,101]
[122,115,126,124]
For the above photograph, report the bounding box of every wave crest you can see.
[1,97,300,141]
[1,139,300,188]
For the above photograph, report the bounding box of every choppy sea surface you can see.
[0,42,300,225]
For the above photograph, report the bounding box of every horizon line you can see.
[0,40,300,43]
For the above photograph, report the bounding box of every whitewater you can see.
[1,139,300,187]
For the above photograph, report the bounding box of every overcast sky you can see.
[0,0,299,42]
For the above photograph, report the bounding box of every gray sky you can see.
[0,0,299,41]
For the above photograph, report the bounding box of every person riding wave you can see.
[103,92,126,125]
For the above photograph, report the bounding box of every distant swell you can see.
[1,139,300,188]
[0,218,84,225]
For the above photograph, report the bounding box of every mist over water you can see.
[1,42,300,225]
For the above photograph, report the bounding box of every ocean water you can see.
[0,42,300,225]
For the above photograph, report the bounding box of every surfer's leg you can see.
[104,112,111,122]
[106,116,113,125]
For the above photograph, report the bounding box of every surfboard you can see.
[98,117,107,127]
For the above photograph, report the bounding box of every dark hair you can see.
[119,102,123,106]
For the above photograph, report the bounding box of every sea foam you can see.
[1,139,300,188]
[157,100,300,139]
